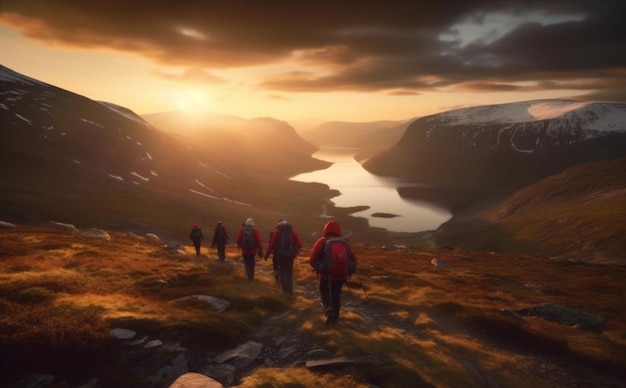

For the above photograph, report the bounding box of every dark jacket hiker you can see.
[211,221,229,261]
[190,222,204,257]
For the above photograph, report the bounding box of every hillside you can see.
[431,157,626,260]
[364,99,626,191]
[1,224,624,387]
[0,65,333,240]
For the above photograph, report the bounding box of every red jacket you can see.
[236,226,264,256]
[309,221,357,281]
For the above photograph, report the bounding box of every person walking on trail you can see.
[236,218,264,281]
[267,219,283,283]
[190,222,204,257]
[265,220,303,294]
[310,220,357,325]
[211,221,229,261]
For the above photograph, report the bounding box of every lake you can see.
[290,149,452,233]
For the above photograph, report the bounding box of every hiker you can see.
[266,219,283,283]
[211,221,229,261]
[189,222,203,257]
[310,220,357,325]
[236,218,263,280]
[265,220,303,293]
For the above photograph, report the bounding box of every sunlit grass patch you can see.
[238,366,368,388]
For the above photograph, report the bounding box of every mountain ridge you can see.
[363,99,626,191]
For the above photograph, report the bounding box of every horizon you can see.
[1,1,625,124]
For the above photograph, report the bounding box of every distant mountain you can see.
[299,120,408,152]
[364,100,626,190]
[433,157,626,259]
[0,65,330,238]
[142,111,325,177]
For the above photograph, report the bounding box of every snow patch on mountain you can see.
[435,99,625,133]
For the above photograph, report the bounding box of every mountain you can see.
[432,157,626,259]
[299,120,408,152]
[142,110,326,178]
[0,65,331,238]
[363,100,626,191]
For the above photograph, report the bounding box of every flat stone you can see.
[110,328,136,340]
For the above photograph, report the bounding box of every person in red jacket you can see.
[236,218,264,280]
[310,220,357,325]
[265,220,304,293]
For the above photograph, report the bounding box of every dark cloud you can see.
[1,0,625,100]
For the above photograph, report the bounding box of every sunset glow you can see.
[1,1,624,126]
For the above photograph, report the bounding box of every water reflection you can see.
[290,149,451,232]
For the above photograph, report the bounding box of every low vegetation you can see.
[1,225,624,387]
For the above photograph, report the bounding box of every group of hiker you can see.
[189,218,357,325]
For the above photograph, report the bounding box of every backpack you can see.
[216,226,227,242]
[239,225,257,249]
[315,237,356,278]
[191,228,202,241]
[275,223,296,257]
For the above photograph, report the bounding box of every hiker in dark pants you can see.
[189,222,203,257]
[236,218,263,280]
[265,220,303,293]
[211,221,229,261]
[267,219,282,283]
[310,220,357,325]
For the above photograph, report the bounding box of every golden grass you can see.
[1,226,624,387]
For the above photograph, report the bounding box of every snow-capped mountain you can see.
[363,99,626,190]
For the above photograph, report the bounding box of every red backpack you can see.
[316,237,356,278]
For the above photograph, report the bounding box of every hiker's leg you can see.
[331,280,343,318]
[272,255,280,282]
[319,278,331,308]
[280,256,294,293]
[243,254,254,280]
[218,244,225,260]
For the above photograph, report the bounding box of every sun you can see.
[173,88,213,116]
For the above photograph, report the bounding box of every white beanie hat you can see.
[245,218,254,226]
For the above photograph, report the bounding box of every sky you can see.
[1,0,625,126]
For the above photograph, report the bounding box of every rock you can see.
[81,228,111,240]
[306,355,382,368]
[171,295,231,312]
[169,372,224,388]
[49,221,79,233]
[110,328,137,340]
[431,258,450,269]
[214,341,263,369]
[145,339,163,349]
[17,373,54,388]
[201,363,236,386]
[308,349,332,360]
[0,220,16,229]
[165,241,184,253]
[515,303,608,332]
[146,233,162,243]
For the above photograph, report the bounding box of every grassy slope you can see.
[434,157,626,259]
[1,226,624,387]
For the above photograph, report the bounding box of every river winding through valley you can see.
[290,149,451,233]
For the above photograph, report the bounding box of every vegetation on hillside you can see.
[1,225,624,387]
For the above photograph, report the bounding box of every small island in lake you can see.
[371,212,401,218]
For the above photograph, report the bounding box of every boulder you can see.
[515,303,608,332]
